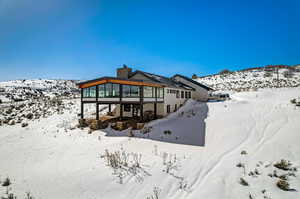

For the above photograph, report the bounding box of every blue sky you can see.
[0,0,299,81]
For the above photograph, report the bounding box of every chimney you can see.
[117,64,132,79]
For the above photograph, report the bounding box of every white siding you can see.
[173,76,209,101]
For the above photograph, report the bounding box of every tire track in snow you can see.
[189,111,258,192]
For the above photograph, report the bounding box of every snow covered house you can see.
[77,65,212,121]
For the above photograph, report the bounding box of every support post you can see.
[139,86,144,121]
[119,84,123,120]
[109,104,111,112]
[80,88,84,119]
[155,87,157,119]
[154,103,157,119]
[120,104,123,120]
[96,85,99,120]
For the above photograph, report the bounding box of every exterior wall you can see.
[163,87,190,116]
[173,76,209,101]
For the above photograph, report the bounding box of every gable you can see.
[129,72,159,83]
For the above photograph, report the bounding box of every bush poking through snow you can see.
[146,187,161,199]
[236,162,244,168]
[274,159,292,171]
[21,123,28,128]
[290,99,297,104]
[276,179,292,191]
[163,130,172,135]
[101,149,147,183]
[2,177,11,187]
[239,178,249,186]
[241,150,247,155]
[25,192,35,199]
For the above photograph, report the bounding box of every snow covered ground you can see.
[0,87,300,199]
[0,79,79,103]
[197,68,300,91]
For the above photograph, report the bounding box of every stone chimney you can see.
[117,64,132,79]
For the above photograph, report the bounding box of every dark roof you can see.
[130,70,194,90]
[172,74,214,91]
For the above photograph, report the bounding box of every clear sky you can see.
[0,0,299,81]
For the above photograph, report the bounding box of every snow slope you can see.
[0,88,300,199]
[197,68,300,91]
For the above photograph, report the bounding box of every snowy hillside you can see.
[0,87,300,199]
[196,67,300,91]
[0,79,79,103]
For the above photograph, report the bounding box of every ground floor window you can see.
[167,105,170,113]
[124,104,131,112]
[174,104,177,111]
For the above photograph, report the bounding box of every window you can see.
[97,83,120,98]
[188,91,192,98]
[98,85,105,97]
[144,86,153,97]
[167,105,170,113]
[105,83,112,97]
[112,84,120,97]
[130,86,139,97]
[185,91,188,99]
[83,86,96,97]
[124,104,131,112]
[174,104,177,112]
[123,85,131,97]
[158,88,164,98]
[181,91,184,98]
[176,90,180,98]
[123,85,140,97]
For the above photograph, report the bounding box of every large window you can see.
[144,86,154,97]
[83,86,96,98]
[158,88,164,98]
[98,83,120,98]
[98,85,105,97]
[123,85,140,97]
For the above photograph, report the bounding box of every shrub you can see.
[274,159,292,171]
[163,130,172,135]
[276,179,290,191]
[2,177,11,187]
[236,162,244,168]
[241,150,247,155]
[239,178,249,186]
[290,99,296,104]
[219,69,231,75]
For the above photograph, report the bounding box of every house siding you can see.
[173,76,209,101]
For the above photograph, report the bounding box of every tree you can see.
[219,69,231,75]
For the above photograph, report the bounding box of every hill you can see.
[196,66,300,91]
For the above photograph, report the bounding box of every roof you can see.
[172,74,214,91]
[130,70,194,90]
[76,76,164,89]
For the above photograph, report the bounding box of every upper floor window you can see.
[144,86,154,98]
[98,83,120,98]
[83,86,96,98]
[158,88,164,98]
[176,90,180,98]
[123,85,140,97]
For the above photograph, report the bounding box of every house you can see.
[76,65,212,121]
